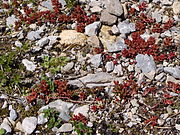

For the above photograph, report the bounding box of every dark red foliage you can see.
[2,3,10,9]
[163,99,173,105]
[79,92,87,100]
[166,81,180,94]
[135,21,146,31]
[26,91,38,103]
[128,8,136,15]
[163,19,174,31]
[152,23,162,33]
[163,93,173,98]
[144,116,158,126]
[123,32,159,58]
[138,2,147,11]
[167,52,176,60]
[113,80,138,101]
[26,79,81,103]
[93,47,103,54]
[138,13,155,24]
[51,0,62,13]
[122,30,176,61]
[71,6,98,32]
[91,105,98,112]
[143,86,156,96]
[163,37,172,46]
[71,113,88,124]
[13,1,98,32]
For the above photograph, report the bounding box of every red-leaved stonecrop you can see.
[3,0,99,32]
[123,2,177,62]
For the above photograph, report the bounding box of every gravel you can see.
[0,0,179,135]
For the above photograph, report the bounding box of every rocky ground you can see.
[0,0,180,135]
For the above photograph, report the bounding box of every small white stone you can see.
[157,119,165,126]
[175,124,180,131]
[130,99,139,107]
[172,2,180,14]
[57,123,73,133]
[61,62,74,73]
[105,61,114,72]
[2,101,8,109]
[90,6,103,13]
[87,122,93,127]
[119,128,124,133]
[131,107,138,114]
[73,105,89,118]
[6,15,18,27]
[36,37,49,47]
[0,94,8,99]
[89,54,102,68]
[155,73,165,81]
[0,122,12,133]
[37,113,48,125]
[113,64,123,76]
[29,24,37,30]
[127,122,133,127]
[162,113,169,119]
[22,59,37,72]
[162,15,169,23]
[15,122,24,132]
[22,117,37,134]
[128,65,134,72]
[15,41,23,47]
[137,73,144,86]
[25,105,30,111]
[166,107,173,114]
[111,25,119,35]
[9,109,17,121]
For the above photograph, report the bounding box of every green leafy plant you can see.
[0,128,5,135]
[0,42,30,94]
[41,56,70,74]
[71,114,93,135]
[0,51,21,87]
[72,121,93,135]
[65,0,76,8]
[43,108,62,129]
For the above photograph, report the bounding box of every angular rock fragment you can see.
[85,21,101,36]
[6,15,18,27]
[118,21,136,34]
[59,30,87,46]
[73,105,89,118]
[100,9,117,25]
[105,0,123,16]
[57,123,73,133]
[107,40,127,52]
[105,61,114,72]
[164,67,180,78]
[89,54,102,68]
[172,2,180,14]
[27,31,41,41]
[22,117,37,134]
[68,72,123,88]
[36,37,49,47]
[22,59,37,72]
[136,54,156,73]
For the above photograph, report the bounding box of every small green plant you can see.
[65,0,76,9]
[71,114,93,135]
[72,121,93,135]
[0,42,30,94]
[0,128,5,135]
[0,51,21,87]
[41,56,70,74]
[43,108,62,129]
